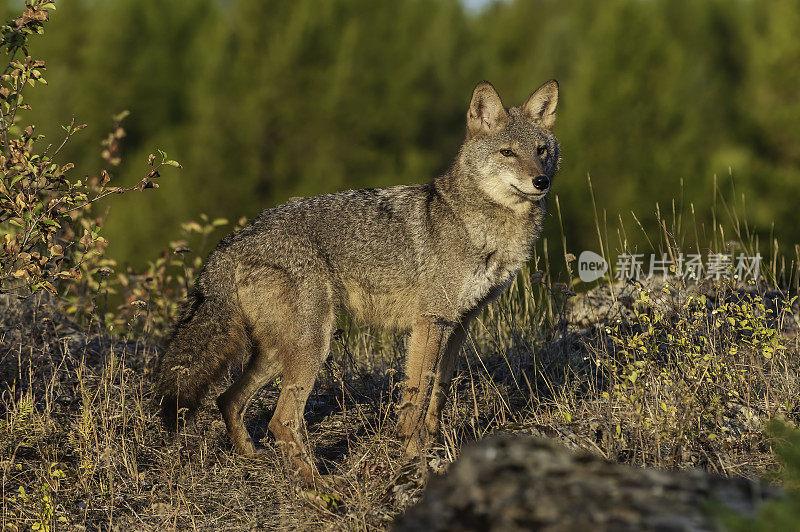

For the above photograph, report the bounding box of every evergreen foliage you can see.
[21,0,800,266]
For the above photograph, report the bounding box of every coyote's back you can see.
[154,79,561,485]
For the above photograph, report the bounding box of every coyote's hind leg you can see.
[217,343,280,456]
[265,280,335,486]
[268,330,332,486]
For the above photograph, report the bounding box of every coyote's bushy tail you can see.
[154,282,246,429]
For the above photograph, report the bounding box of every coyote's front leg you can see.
[422,313,476,438]
[396,316,454,458]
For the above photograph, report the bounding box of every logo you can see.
[578,250,608,283]
[575,250,761,282]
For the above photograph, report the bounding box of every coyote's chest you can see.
[458,248,523,312]
[456,211,537,313]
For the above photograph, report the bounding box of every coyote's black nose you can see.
[533,175,550,191]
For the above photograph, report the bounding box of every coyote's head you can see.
[457,80,560,210]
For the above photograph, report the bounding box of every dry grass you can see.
[2,262,799,530]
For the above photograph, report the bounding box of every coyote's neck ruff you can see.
[154,79,560,485]
[435,159,548,312]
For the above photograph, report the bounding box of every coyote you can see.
[154,79,560,484]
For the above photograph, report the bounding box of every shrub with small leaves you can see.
[593,277,797,466]
[0,0,180,299]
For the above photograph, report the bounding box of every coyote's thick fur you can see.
[154,80,560,484]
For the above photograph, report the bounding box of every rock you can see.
[395,435,779,532]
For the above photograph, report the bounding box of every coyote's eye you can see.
[500,149,515,157]
[537,146,548,158]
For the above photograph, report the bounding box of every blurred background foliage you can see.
[9,0,800,269]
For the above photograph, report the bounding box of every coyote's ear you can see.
[467,81,508,135]
[523,79,559,130]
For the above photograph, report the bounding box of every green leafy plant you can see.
[595,277,796,464]
[0,0,179,299]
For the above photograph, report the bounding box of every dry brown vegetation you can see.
[2,265,799,530]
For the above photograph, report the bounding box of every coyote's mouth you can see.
[510,184,547,200]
